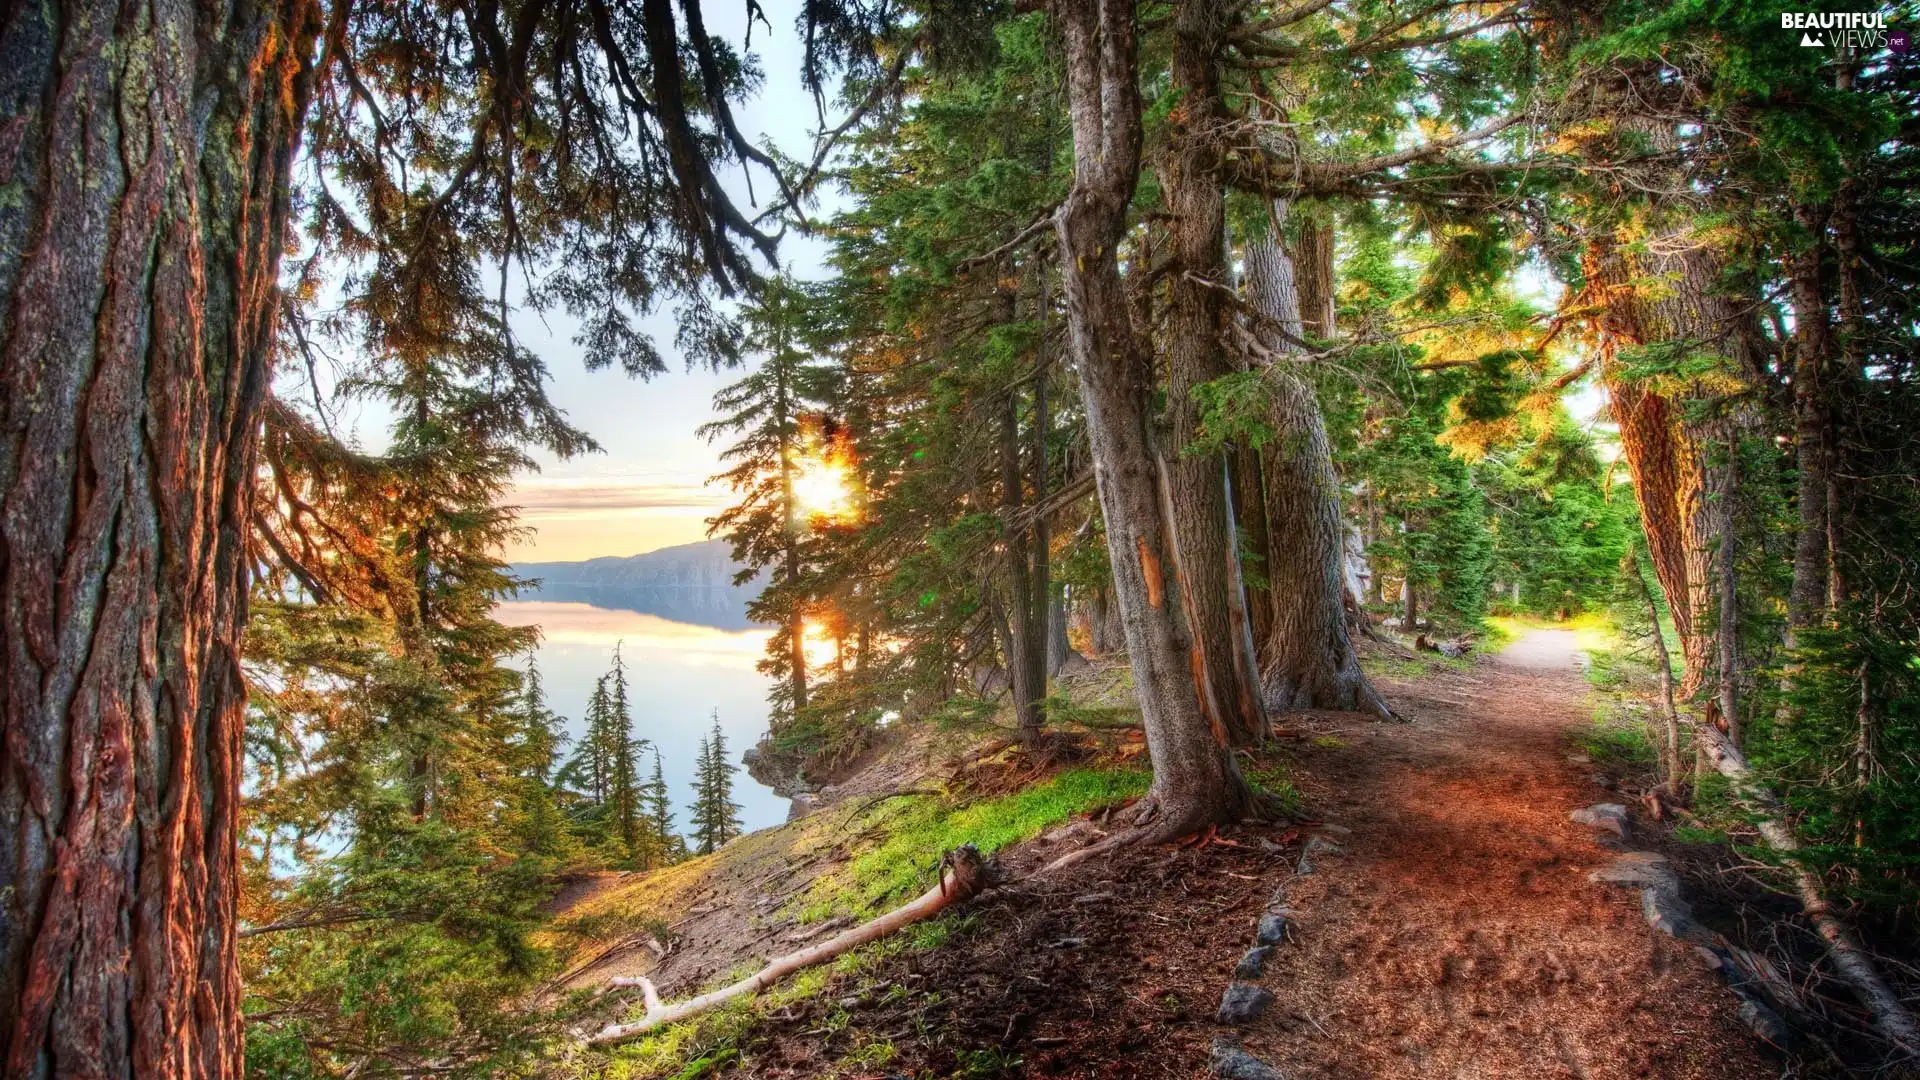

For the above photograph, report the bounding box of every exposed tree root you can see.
[586,846,991,1046]
[1038,787,1290,874]
[1692,722,1920,1059]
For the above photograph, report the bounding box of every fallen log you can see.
[1692,722,1920,1059]
[586,845,990,1046]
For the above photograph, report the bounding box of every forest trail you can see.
[567,634,1785,1078]
[1238,630,1770,1079]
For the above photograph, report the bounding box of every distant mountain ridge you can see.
[511,539,769,630]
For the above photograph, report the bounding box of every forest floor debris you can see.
[566,629,1802,1077]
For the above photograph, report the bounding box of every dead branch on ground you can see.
[586,846,990,1046]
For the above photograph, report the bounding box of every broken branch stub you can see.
[587,845,991,1047]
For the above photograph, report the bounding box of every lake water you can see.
[494,600,789,833]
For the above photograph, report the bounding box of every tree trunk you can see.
[1629,547,1685,788]
[1230,446,1274,652]
[1002,372,1044,740]
[785,540,809,712]
[1047,596,1084,675]
[778,352,809,714]
[1716,428,1742,746]
[1,2,318,1077]
[1052,0,1258,833]
[1090,585,1125,656]
[1157,2,1268,746]
[1242,210,1387,715]
[1787,203,1834,631]
[1294,223,1337,338]
[1583,229,1751,695]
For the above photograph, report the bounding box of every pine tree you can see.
[688,715,745,855]
[605,649,645,861]
[701,276,836,727]
[646,749,679,868]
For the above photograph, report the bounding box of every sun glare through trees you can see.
[3,0,1918,1077]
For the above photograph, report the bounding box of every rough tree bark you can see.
[1,2,319,1077]
[1051,0,1260,833]
[1242,210,1390,715]
[1157,0,1268,746]
[1292,222,1337,339]
[1583,230,1750,696]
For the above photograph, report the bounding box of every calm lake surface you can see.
[494,600,788,833]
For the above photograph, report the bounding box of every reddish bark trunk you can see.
[1159,0,1269,746]
[1,2,319,1077]
[1052,0,1258,832]
[1582,228,1750,696]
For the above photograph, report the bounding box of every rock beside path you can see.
[1570,803,1630,838]
[1211,1037,1286,1079]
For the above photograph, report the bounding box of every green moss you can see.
[796,767,1149,922]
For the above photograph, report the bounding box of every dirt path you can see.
[1242,630,1771,1079]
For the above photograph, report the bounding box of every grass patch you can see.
[1574,703,1658,768]
[1244,761,1306,817]
[795,767,1149,923]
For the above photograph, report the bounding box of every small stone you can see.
[1210,1037,1286,1080]
[1304,834,1347,857]
[1567,754,1592,764]
[1217,982,1276,1025]
[1570,803,1630,838]
[1590,773,1616,789]
[1234,946,1275,980]
[1738,999,1794,1048]
[1256,912,1289,945]
[1642,889,1702,940]
[1590,851,1679,895]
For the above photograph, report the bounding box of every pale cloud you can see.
[509,474,733,514]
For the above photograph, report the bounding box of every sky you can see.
[496,0,838,563]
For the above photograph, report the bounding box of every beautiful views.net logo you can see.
[1779,11,1907,51]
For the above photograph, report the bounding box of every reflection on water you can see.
[496,600,788,833]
